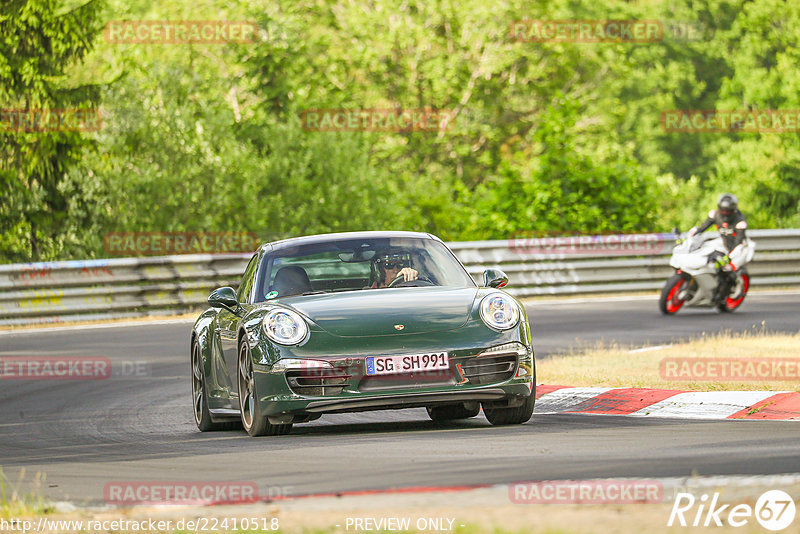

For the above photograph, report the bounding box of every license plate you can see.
[365,352,449,376]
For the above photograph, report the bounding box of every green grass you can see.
[0,467,51,519]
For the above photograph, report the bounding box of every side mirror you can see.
[483,268,509,289]
[208,287,239,309]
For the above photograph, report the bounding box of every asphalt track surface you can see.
[1,291,798,505]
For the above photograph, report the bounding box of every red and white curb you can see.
[535,385,800,420]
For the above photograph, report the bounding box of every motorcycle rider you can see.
[687,193,748,302]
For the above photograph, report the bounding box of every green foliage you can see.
[0,0,104,262]
[464,100,658,239]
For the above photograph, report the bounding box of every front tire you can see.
[659,273,689,315]
[483,392,535,425]
[238,340,292,437]
[427,402,481,422]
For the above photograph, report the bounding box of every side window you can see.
[236,254,258,304]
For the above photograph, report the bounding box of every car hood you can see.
[279,286,479,337]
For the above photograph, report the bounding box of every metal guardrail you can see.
[1,229,798,326]
[453,229,800,297]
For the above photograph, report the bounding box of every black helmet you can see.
[371,251,411,284]
[717,193,738,219]
[374,251,411,271]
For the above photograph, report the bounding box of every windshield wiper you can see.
[301,290,327,296]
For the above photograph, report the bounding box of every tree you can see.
[0,0,104,262]
[466,99,658,239]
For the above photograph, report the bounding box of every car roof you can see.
[259,231,439,253]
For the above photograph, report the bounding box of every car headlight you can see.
[262,308,308,345]
[479,293,520,330]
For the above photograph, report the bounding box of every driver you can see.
[371,252,418,288]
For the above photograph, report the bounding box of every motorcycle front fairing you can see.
[669,235,724,276]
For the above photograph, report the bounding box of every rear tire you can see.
[659,273,688,315]
[427,402,480,422]
[483,392,535,425]
[238,341,292,437]
[192,339,238,431]
[718,269,750,313]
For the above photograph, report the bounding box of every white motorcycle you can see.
[659,231,755,314]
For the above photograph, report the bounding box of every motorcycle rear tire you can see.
[717,269,750,313]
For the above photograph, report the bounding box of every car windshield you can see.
[254,237,475,301]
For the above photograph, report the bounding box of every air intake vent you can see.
[285,370,350,397]
[461,354,516,385]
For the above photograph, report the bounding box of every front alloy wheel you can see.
[238,340,292,437]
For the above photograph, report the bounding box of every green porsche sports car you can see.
[190,231,535,436]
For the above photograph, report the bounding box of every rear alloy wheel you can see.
[718,270,750,313]
[426,402,481,422]
[238,340,292,437]
[192,340,237,431]
[483,392,535,425]
[659,273,688,315]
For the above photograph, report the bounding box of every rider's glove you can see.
[714,254,731,270]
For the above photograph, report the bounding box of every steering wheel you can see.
[388,275,435,288]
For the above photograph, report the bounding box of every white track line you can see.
[524,288,800,306]
[628,344,672,353]
[3,288,798,335]
[0,318,195,336]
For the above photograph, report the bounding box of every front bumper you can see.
[252,343,534,419]
[245,308,535,422]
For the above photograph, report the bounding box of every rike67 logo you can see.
[668,490,796,531]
